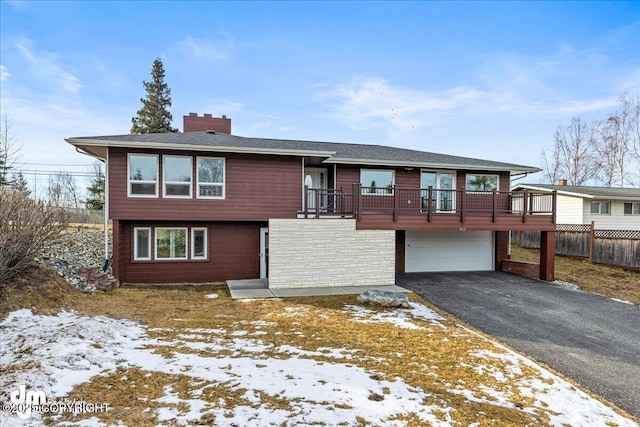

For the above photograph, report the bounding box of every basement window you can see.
[133,227,151,260]
[155,228,188,260]
[128,154,158,197]
[191,227,208,259]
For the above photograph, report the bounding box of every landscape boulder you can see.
[356,290,410,308]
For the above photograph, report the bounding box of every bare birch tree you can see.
[544,117,599,185]
[48,171,82,208]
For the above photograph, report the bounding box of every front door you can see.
[259,227,268,279]
[304,167,328,211]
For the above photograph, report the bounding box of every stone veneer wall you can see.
[268,219,395,289]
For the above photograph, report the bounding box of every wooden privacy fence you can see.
[516,223,640,270]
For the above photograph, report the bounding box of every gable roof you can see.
[513,183,640,201]
[66,131,540,175]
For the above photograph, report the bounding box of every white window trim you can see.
[590,200,611,215]
[133,227,152,261]
[155,227,188,261]
[360,168,395,196]
[196,157,226,199]
[421,169,457,212]
[624,202,640,215]
[163,155,192,199]
[191,227,208,260]
[128,153,159,198]
[465,173,500,192]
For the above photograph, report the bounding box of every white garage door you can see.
[405,230,494,273]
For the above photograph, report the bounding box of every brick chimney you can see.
[183,113,231,133]
[557,179,567,186]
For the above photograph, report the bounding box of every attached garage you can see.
[405,230,494,273]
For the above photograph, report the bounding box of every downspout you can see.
[103,149,109,271]
[74,147,109,270]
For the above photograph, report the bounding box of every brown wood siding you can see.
[109,148,302,221]
[356,213,555,231]
[117,221,262,284]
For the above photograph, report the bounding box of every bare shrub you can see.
[0,189,68,283]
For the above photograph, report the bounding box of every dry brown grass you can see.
[510,245,640,305]
[0,262,83,317]
[34,288,633,426]
[3,268,637,425]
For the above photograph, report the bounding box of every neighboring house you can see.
[513,182,640,231]
[66,113,557,288]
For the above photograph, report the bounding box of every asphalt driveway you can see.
[397,271,640,418]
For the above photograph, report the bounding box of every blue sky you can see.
[1,1,639,193]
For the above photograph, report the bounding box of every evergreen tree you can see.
[131,58,178,134]
[85,161,105,210]
[11,171,30,196]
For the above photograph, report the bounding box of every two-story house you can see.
[66,114,557,288]
[513,182,640,231]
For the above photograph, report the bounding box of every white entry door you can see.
[304,167,328,210]
[259,227,269,279]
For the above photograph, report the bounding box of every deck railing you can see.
[304,185,556,223]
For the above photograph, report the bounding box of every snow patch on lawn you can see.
[344,301,443,330]
[205,293,219,299]
[1,306,637,427]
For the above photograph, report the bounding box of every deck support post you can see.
[427,186,433,222]
[393,185,398,222]
[540,230,555,281]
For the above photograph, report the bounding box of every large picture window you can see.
[155,228,188,260]
[128,154,158,197]
[197,157,225,199]
[133,227,151,260]
[360,169,394,195]
[466,174,498,191]
[163,156,192,198]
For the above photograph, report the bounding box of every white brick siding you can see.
[268,219,395,289]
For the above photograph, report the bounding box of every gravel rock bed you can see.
[37,231,112,293]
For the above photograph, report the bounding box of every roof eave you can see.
[65,138,336,158]
[512,184,640,200]
[324,157,540,175]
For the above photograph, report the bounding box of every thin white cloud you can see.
[204,100,244,115]
[477,40,638,117]
[14,37,83,93]
[0,65,10,82]
[315,76,486,137]
[175,34,233,61]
